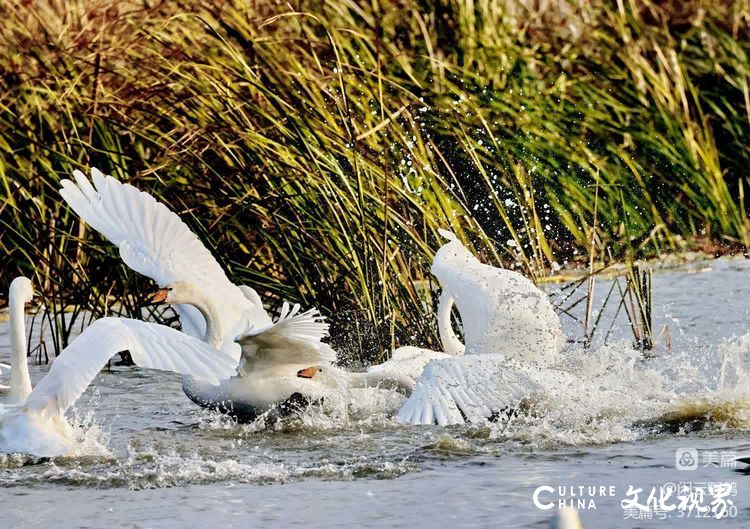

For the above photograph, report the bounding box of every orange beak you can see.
[148,288,169,304]
[297,367,319,379]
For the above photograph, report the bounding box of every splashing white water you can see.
[483,338,750,447]
[65,400,114,459]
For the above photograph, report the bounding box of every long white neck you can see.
[438,290,464,356]
[8,286,32,404]
[186,288,224,349]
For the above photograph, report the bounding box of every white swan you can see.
[61,168,411,417]
[183,302,413,419]
[59,168,272,360]
[376,229,564,398]
[397,230,564,425]
[432,230,564,362]
[0,277,238,457]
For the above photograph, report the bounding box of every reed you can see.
[1,0,748,360]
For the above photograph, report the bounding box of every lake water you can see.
[1,258,749,528]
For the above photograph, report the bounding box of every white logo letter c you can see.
[533,486,555,510]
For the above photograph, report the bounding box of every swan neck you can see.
[8,289,32,404]
[438,291,464,356]
[188,288,224,349]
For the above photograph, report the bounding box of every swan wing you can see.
[396,355,537,425]
[23,317,237,417]
[59,168,272,345]
[235,302,335,372]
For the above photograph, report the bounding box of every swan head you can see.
[148,281,198,305]
[430,230,478,283]
[9,277,34,305]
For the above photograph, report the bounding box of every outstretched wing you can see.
[24,317,238,418]
[59,168,271,347]
[396,355,537,425]
[235,302,335,375]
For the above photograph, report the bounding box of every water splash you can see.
[482,338,750,448]
[65,399,114,459]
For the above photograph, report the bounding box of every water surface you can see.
[2,258,749,528]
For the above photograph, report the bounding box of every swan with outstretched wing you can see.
[397,230,564,425]
[60,168,272,360]
[0,277,237,457]
[61,169,413,419]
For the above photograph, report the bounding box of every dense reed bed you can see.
[1,0,749,359]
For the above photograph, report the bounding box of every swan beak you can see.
[297,367,319,379]
[148,288,169,304]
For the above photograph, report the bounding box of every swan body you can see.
[183,302,413,419]
[153,282,414,417]
[0,408,74,456]
[431,230,564,362]
[397,230,564,425]
[0,277,237,457]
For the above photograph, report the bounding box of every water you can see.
[1,258,750,528]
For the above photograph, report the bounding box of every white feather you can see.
[24,317,237,418]
[60,169,272,352]
[365,346,451,389]
[396,355,537,425]
[431,234,564,363]
[234,302,335,373]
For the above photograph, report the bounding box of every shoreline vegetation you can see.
[2,0,750,360]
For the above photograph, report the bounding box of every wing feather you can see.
[23,318,237,417]
[396,355,537,426]
[365,347,450,387]
[241,302,330,345]
[60,168,272,349]
[235,303,336,373]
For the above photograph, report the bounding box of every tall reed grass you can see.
[1,0,748,360]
